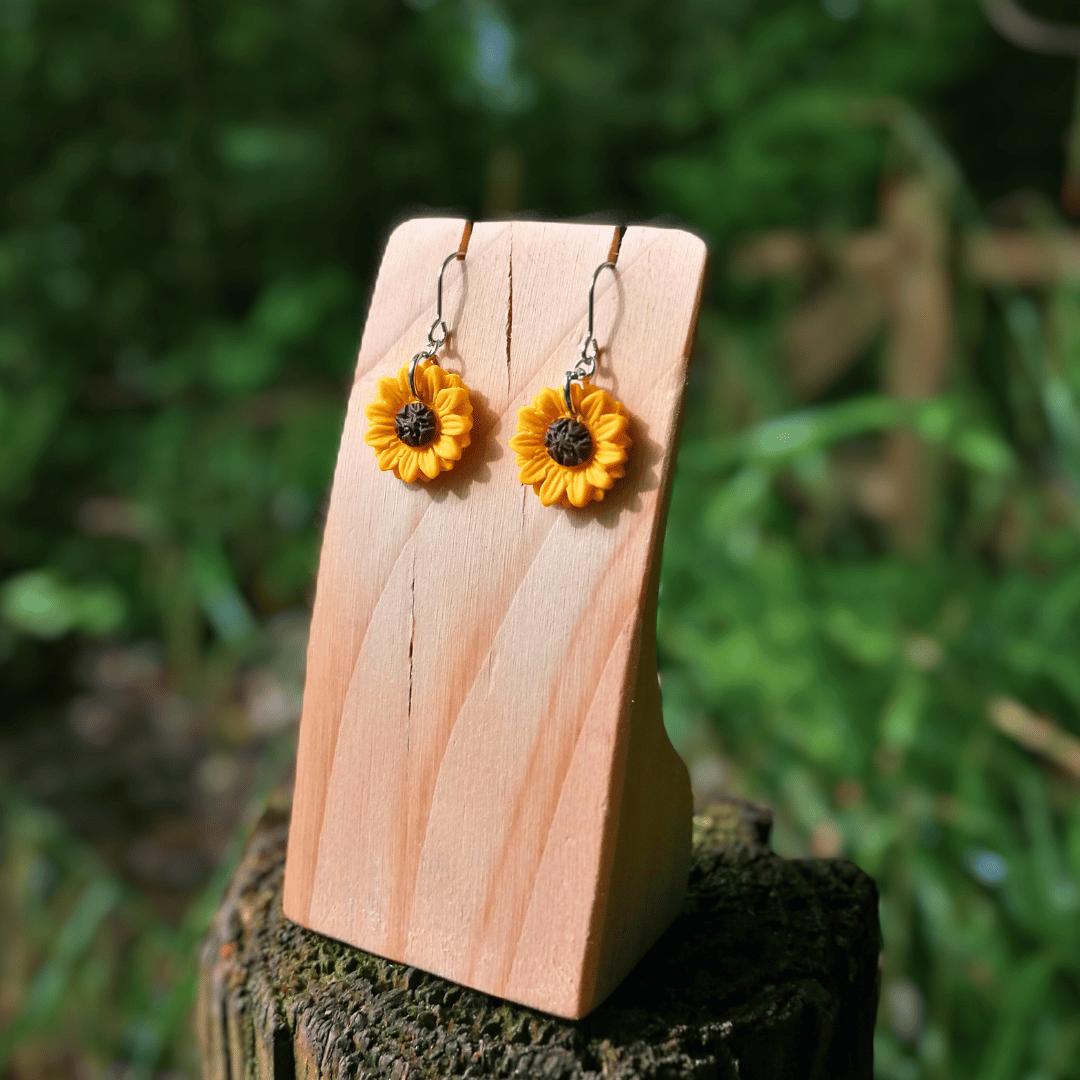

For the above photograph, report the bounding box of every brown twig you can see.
[988,696,1080,779]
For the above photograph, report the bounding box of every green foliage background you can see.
[3,0,1080,1077]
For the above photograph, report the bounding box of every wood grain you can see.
[283,219,707,1018]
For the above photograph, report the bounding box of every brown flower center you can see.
[395,401,437,448]
[545,416,593,467]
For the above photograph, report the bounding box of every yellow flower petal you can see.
[421,363,449,399]
[594,444,628,466]
[433,434,463,461]
[579,391,610,425]
[418,448,441,479]
[439,414,471,436]
[512,426,545,444]
[366,360,473,482]
[512,382,631,507]
[516,406,549,433]
[366,429,398,452]
[376,377,407,410]
[519,456,550,485]
[593,416,630,442]
[567,470,592,508]
[586,462,615,489]
[509,431,544,455]
[377,444,403,472]
[365,413,396,432]
[422,361,462,403]
[539,469,569,506]
[536,386,567,420]
[435,386,470,413]
[398,450,422,484]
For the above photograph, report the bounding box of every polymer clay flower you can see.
[364,359,473,483]
[509,381,631,508]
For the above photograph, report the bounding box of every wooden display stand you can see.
[282,219,708,1019]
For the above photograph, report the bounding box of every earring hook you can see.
[409,249,465,400]
[563,260,616,415]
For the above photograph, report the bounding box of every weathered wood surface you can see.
[198,799,880,1080]
[284,219,707,1017]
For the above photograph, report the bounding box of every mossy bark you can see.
[196,799,879,1080]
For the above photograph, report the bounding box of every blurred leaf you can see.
[0,876,122,1069]
[0,570,74,638]
[217,124,329,172]
[701,466,769,539]
[881,671,928,750]
[824,606,898,667]
[975,954,1055,1080]
[251,270,353,346]
[954,429,1015,477]
[0,570,125,639]
[188,544,257,645]
[0,383,64,501]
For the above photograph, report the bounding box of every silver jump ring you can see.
[428,317,448,351]
[408,348,434,399]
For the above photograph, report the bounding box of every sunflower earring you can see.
[510,260,631,508]
[364,250,474,483]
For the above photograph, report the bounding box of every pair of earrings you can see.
[363,251,631,509]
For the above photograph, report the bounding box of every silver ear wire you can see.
[409,249,465,400]
[563,260,616,415]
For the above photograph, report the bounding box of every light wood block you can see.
[283,218,707,1018]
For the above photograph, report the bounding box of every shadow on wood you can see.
[199,799,880,1080]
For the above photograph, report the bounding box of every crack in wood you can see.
[506,226,513,400]
[407,549,415,747]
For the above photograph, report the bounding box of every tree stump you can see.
[197,800,879,1080]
